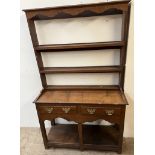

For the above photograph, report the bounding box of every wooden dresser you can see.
[23,0,131,153]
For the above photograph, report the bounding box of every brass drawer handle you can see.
[87,108,96,114]
[46,107,53,113]
[62,107,71,113]
[105,110,114,116]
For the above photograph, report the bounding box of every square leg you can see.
[39,119,48,149]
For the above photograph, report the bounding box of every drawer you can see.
[80,106,121,116]
[37,106,77,114]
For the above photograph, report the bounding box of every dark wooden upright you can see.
[24,0,131,153]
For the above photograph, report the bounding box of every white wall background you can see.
[20,0,134,137]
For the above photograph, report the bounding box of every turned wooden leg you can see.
[78,123,84,151]
[51,119,56,126]
[39,119,48,149]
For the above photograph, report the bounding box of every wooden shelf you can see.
[35,41,124,52]
[45,85,120,90]
[35,89,127,105]
[83,124,119,146]
[47,124,119,150]
[47,124,79,148]
[40,66,122,74]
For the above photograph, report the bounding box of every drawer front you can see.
[80,106,121,116]
[38,106,77,114]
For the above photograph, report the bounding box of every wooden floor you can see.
[21,127,134,155]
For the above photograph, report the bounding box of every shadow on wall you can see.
[20,13,42,127]
[124,93,134,137]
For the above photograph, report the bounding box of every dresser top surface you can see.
[35,89,127,105]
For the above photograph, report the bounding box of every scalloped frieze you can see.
[27,3,128,20]
[40,115,121,125]
[31,8,122,20]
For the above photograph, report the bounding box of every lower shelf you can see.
[47,124,119,150]
[83,124,119,145]
[47,124,79,148]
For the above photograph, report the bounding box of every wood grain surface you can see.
[36,90,127,105]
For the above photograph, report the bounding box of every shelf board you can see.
[83,124,119,146]
[47,124,79,148]
[47,124,119,150]
[40,66,122,74]
[35,41,124,52]
[35,89,127,105]
[45,85,120,90]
